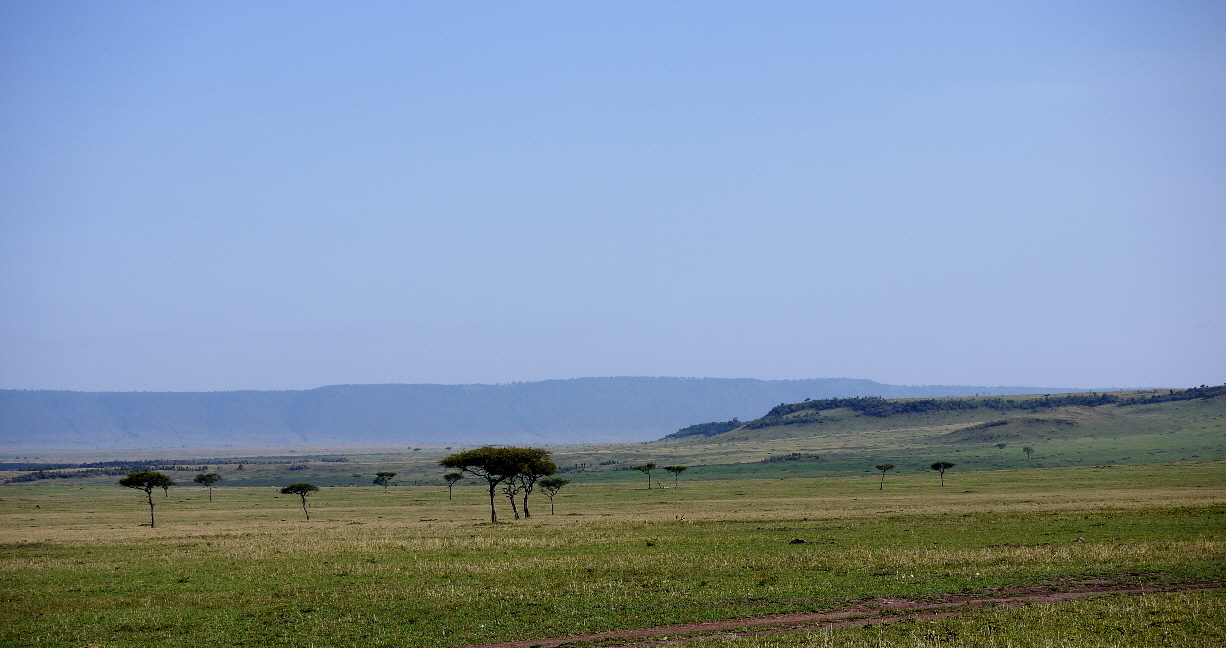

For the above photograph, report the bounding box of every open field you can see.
[682,590,1226,648]
[2,460,1224,647]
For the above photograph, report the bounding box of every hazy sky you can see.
[2,1,1223,392]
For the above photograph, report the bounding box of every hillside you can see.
[0,377,1068,449]
[641,384,1226,479]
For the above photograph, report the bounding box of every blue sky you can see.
[1,1,1223,391]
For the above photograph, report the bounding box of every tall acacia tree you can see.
[281,483,319,520]
[664,465,687,488]
[930,461,955,486]
[1023,446,1035,461]
[119,471,175,528]
[374,471,397,492]
[440,446,544,523]
[875,464,894,490]
[443,472,463,500]
[192,473,222,501]
[634,462,657,489]
[538,477,570,514]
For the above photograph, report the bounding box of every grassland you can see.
[688,591,1226,647]
[2,460,1223,647]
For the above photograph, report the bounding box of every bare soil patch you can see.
[461,581,1223,648]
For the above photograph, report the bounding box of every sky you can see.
[1,1,1224,392]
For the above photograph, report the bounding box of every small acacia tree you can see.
[119,471,175,528]
[281,483,319,520]
[539,477,570,514]
[1023,446,1035,461]
[444,472,463,500]
[192,473,222,501]
[931,461,955,486]
[634,462,657,489]
[664,465,687,488]
[374,471,397,492]
[875,463,894,490]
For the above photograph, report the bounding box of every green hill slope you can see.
[645,385,1226,479]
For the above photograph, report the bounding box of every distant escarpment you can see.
[0,377,1069,449]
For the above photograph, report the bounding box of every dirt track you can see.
[459,581,1223,648]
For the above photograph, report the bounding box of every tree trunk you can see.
[505,490,520,519]
[487,482,498,523]
[447,485,453,500]
[879,473,885,490]
[147,490,156,527]
[522,488,532,518]
[208,485,213,502]
[550,497,555,515]
[301,495,310,520]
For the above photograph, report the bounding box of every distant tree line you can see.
[7,455,359,484]
[5,464,214,483]
[742,385,1226,429]
[761,452,822,463]
[7,467,138,483]
[664,418,743,439]
[1,455,351,474]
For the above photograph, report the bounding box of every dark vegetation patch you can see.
[742,385,1226,430]
[761,453,822,463]
[665,419,744,439]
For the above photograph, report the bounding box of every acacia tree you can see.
[281,483,319,520]
[875,463,894,490]
[538,477,570,514]
[931,461,955,486]
[444,472,463,500]
[497,450,555,519]
[664,465,687,488]
[502,479,524,519]
[995,443,1007,455]
[516,454,557,518]
[193,473,222,501]
[374,471,397,492]
[634,462,657,489]
[440,446,543,523]
[119,471,175,528]
[1023,446,1034,461]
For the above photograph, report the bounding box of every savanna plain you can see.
[2,390,1225,647]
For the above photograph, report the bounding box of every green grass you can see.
[1,461,1224,647]
[689,591,1226,648]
